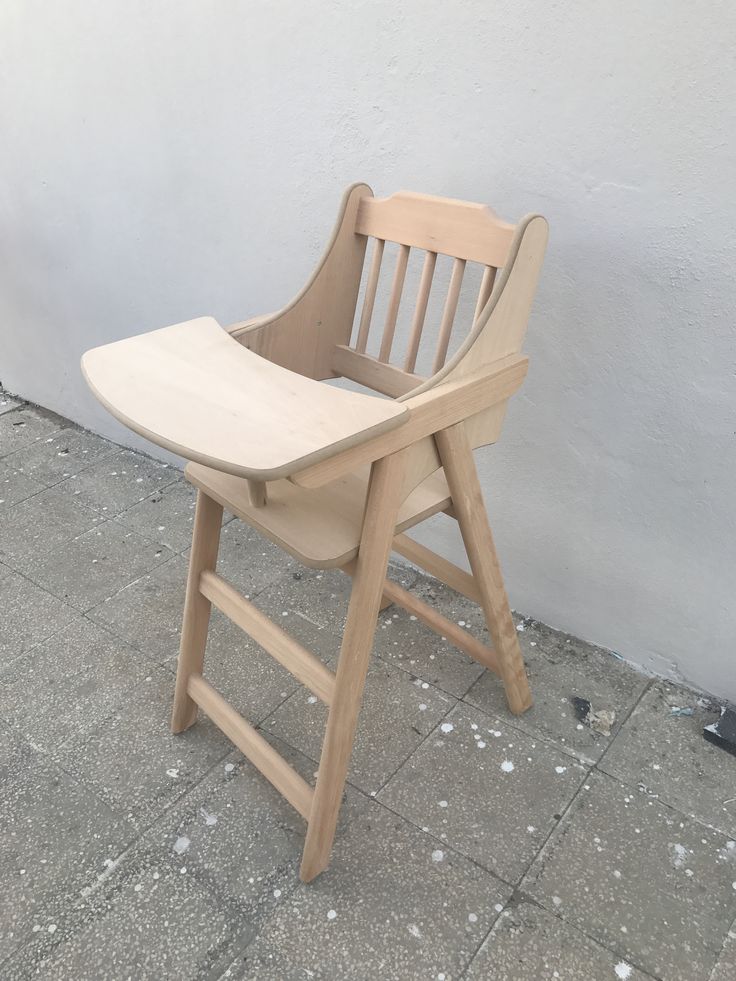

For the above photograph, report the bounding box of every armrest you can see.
[290,354,529,488]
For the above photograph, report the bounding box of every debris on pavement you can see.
[571,696,616,736]
[703,705,736,758]
[670,706,695,717]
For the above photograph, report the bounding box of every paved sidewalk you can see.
[0,396,734,980]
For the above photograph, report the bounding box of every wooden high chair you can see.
[82,183,548,881]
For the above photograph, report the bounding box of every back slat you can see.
[378,244,410,362]
[474,265,497,323]
[355,238,384,353]
[404,251,437,372]
[356,192,514,266]
[432,258,466,373]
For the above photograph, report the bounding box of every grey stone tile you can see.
[372,586,485,698]
[23,520,174,611]
[710,923,736,981]
[465,901,649,981]
[52,669,231,831]
[380,700,587,882]
[115,478,199,552]
[0,618,149,752]
[205,519,297,597]
[465,616,649,763]
[87,554,188,663]
[265,658,455,795]
[1,427,117,487]
[0,756,135,964]
[9,852,238,981]
[56,448,179,515]
[0,572,77,668]
[232,803,510,981]
[0,392,23,415]
[145,739,365,916]
[0,461,45,510]
[522,770,736,981]
[0,405,64,457]
[599,680,736,838]
[0,720,33,784]
[0,484,103,572]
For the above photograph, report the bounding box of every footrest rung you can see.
[187,674,314,820]
[199,570,335,705]
[380,578,500,675]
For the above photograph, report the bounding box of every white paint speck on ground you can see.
[224,762,235,773]
[440,722,454,734]
[527,825,536,833]
[273,888,281,898]
[431,849,444,863]
[307,695,317,704]
[552,895,562,906]
[477,740,486,748]
[494,903,504,912]
[327,909,337,920]
[614,962,633,980]
[165,768,179,778]
[438,800,448,808]
[47,924,57,934]
[555,766,567,774]
[516,622,525,631]
[419,703,428,711]
[173,836,190,855]
[200,808,218,826]
[408,923,422,938]
[468,912,478,923]
[501,760,514,772]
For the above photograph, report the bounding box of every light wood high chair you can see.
[82,183,548,882]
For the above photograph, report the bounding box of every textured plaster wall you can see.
[1,2,734,699]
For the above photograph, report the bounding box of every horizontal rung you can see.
[187,674,314,819]
[391,533,480,604]
[199,570,335,705]
[380,578,500,675]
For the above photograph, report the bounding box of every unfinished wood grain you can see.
[474,265,497,322]
[200,570,336,705]
[332,345,422,397]
[247,480,267,507]
[432,257,466,373]
[185,460,452,568]
[188,674,314,819]
[355,191,515,266]
[391,532,481,603]
[404,250,437,372]
[378,244,410,362]
[300,450,407,882]
[436,423,532,714]
[379,577,499,674]
[171,491,223,733]
[82,317,409,482]
[355,237,385,353]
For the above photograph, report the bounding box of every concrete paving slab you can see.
[0,461,45,510]
[86,553,189,662]
[0,405,64,457]
[51,669,231,831]
[710,922,736,981]
[22,520,174,611]
[0,483,103,572]
[115,478,201,552]
[0,756,135,965]
[230,803,510,981]
[0,617,150,752]
[522,770,736,981]
[0,720,33,785]
[197,519,296,597]
[264,657,455,795]
[0,392,23,415]
[599,680,736,838]
[465,901,650,981]
[0,572,77,669]
[8,851,238,981]
[465,616,649,763]
[380,700,587,883]
[1,427,117,487]
[56,448,179,515]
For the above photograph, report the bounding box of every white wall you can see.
[1,2,734,699]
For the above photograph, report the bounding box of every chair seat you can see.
[186,461,452,568]
[82,317,409,481]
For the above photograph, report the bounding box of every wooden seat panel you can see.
[185,460,452,568]
[82,316,408,481]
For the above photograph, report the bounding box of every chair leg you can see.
[171,490,224,734]
[435,424,532,716]
[300,450,406,882]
